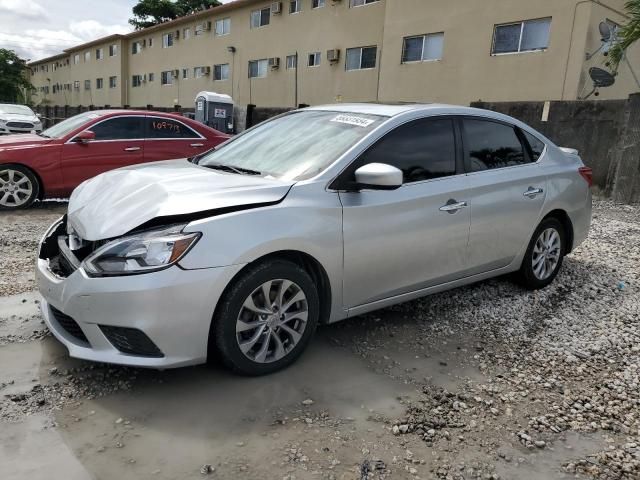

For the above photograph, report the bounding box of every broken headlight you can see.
[83,225,201,276]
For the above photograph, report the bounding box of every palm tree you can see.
[610,0,640,69]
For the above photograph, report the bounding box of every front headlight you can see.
[83,225,201,276]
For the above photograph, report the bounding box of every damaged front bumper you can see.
[36,217,244,368]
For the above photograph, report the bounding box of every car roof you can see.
[306,103,513,121]
[89,109,189,118]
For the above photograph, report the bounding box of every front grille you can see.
[6,121,34,129]
[50,306,89,344]
[100,326,164,358]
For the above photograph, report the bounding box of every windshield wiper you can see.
[203,163,262,176]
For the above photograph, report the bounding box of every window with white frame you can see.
[248,59,268,78]
[132,41,142,54]
[214,63,229,80]
[96,48,103,60]
[96,78,103,89]
[492,18,551,54]
[109,76,117,88]
[84,51,90,62]
[73,80,80,90]
[350,0,378,6]
[290,0,301,13]
[215,18,230,35]
[251,7,270,28]
[308,52,321,67]
[109,44,118,56]
[132,75,143,87]
[162,32,174,48]
[161,71,174,85]
[84,79,91,90]
[194,66,208,78]
[346,46,377,70]
[183,27,191,39]
[183,68,189,79]
[286,54,298,69]
[312,0,325,8]
[402,32,444,63]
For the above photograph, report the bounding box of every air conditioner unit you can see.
[269,57,281,68]
[327,49,340,63]
[175,30,180,39]
[204,66,211,75]
[142,74,147,82]
[172,69,180,76]
[142,39,147,47]
[203,21,212,31]
[271,2,282,14]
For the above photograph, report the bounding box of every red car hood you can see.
[0,134,52,148]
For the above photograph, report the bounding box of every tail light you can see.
[578,167,593,187]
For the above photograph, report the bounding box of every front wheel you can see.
[0,165,39,210]
[211,260,320,375]
[516,217,566,290]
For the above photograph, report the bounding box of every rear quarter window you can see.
[523,131,546,161]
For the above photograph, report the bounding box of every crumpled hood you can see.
[67,159,294,240]
[0,133,49,147]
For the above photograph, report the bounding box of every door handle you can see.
[523,187,544,198]
[190,143,204,148]
[439,200,468,213]
[124,147,141,152]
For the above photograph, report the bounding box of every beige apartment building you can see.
[28,0,639,110]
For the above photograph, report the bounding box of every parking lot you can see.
[0,200,639,480]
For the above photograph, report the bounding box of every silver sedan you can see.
[36,104,592,375]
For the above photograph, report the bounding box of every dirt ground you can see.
[0,200,638,480]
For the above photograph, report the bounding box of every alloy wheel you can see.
[531,227,561,280]
[236,279,308,364]
[0,168,33,208]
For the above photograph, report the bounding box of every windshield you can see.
[0,104,34,115]
[198,110,385,180]
[41,111,105,139]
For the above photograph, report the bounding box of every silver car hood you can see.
[67,160,294,240]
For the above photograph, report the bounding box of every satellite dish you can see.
[589,67,616,87]
[599,21,613,41]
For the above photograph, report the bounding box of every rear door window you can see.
[145,117,201,139]
[463,118,529,171]
[89,116,145,140]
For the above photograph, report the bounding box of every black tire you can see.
[0,164,40,210]
[211,259,320,376]
[516,217,566,290]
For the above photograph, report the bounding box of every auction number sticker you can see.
[330,114,375,128]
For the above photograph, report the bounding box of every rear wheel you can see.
[516,217,566,289]
[0,165,39,210]
[211,260,320,375]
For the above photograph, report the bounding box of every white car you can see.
[36,104,592,375]
[0,104,43,134]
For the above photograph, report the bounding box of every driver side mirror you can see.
[353,163,403,191]
[73,130,95,144]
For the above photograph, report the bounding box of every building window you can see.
[193,66,209,78]
[84,51,90,62]
[96,48,103,60]
[148,72,155,82]
[162,33,174,48]
[215,18,231,35]
[492,18,551,55]
[286,54,298,69]
[109,76,117,88]
[214,63,229,80]
[84,79,91,90]
[132,75,143,87]
[109,44,118,56]
[346,46,377,70]
[182,68,189,79]
[161,70,174,85]
[402,32,444,63]
[183,27,191,39]
[312,0,325,8]
[132,41,142,54]
[96,78,103,89]
[148,37,153,47]
[248,59,268,78]
[73,80,80,90]
[290,0,301,13]
[195,23,209,35]
[251,7,270,28]
[350,0,378,6]
[308,52,321,67]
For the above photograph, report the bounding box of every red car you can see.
[0,110,229,210]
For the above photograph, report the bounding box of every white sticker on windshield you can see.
[330,114,375,128]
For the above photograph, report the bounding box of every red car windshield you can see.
[41,111,107,139]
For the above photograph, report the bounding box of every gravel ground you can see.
[0,200,638,480]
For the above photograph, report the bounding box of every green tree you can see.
[0,49,33,103]
[610,0,640,69]
[129,0,221,30]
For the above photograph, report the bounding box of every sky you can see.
[0,0,233,62]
